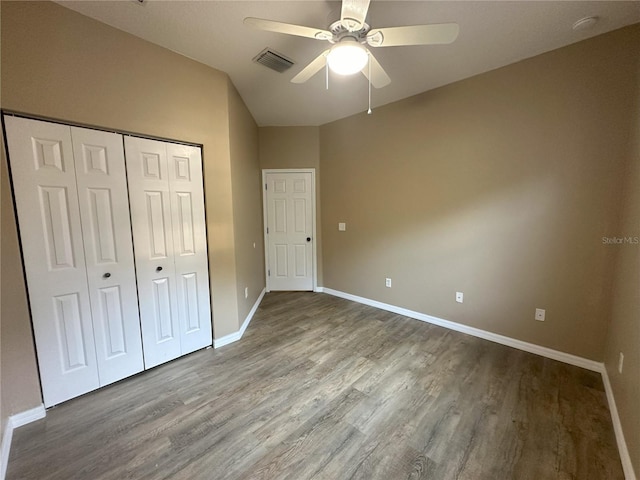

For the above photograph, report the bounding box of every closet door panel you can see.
[71,127,144,385]
[167,144,212,354]
[4,116,99,407]
[124,136,181,368]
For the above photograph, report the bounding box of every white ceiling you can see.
[56,1,639,126]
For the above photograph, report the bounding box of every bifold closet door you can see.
[5,116,145,407]
[5,117,100,407]
[71,126,144,385]
[124,137,212,368]
[124,137,181,368]
[166,143,212,355]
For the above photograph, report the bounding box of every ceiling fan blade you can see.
[244,17,332,41]
[367,23,459,47]
[291,50,330,84]
[341,0,371,32]
[361,52,391,88]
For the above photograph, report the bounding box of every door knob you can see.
[306,237,311,242]
[103,272,111,278]
[156,266,163,272]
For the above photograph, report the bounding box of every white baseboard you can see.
[9,405,46,428]
[601,367,637,480]
[1,404,46,480]
[322,288,601,372]
[0,420,12,480]
[214,288,266,348]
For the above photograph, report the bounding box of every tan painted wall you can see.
[228,82,265,323]
[320,25,639,361]
[259,126,323,285]
[603,46,640,475]
[1,143,42,418]
[0,0,245,413]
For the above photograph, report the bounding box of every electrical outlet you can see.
[618,352,624,374]
[244,287,248,299]
[338,222,346,231]
[535,308,545,321]
[385,278,392,288]
[253,242,256,248]
[456,292,463,303]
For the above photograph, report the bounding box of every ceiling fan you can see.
[244,0,459,88]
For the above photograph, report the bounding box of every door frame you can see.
[262,168,317,293]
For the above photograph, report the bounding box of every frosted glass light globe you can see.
[327,41,368,76]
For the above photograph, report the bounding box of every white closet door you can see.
[167,144,212,354]
[71,127,144,384]
[4,116,99,407]
[124,136,181,368]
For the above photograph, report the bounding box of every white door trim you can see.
[262,169,317,292]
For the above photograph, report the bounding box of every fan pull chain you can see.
[326,60,329,90]
[367,53,372,115]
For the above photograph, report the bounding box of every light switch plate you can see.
[535,308,545,321]
[338,222,346,231]
[456,292,463,303]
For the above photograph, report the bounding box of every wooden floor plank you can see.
[6,292,623,480]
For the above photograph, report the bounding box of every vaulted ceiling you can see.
[56,1,640,126]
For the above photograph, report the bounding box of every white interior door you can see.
[167,143,212,354]
[4,116,100,407]
[264,171,314,291]
[71,126,144,385]
[125,136,181,368]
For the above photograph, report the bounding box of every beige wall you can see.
[229,82,265,323]
[1,143,42,419]
[603,45,640,475]
[259,126,323,285]
[320,25,639,362]
[0,0,251,414]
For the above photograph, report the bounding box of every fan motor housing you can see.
[328,20,370,44]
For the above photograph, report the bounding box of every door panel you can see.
[5,116,99,407]
[167,143,212,354]
[145,191,170,258]
[86,188,117,263]
[53,292,88,371]
[265,172,314,291]
[294,198,307,233]
[71,126,145,385]
[39,186,76,269]
[181,273,200,332]
[175,192,195,255]
[274,244,288,277]
[97,286,127,357]
[294,245,307,277]
[152,277,175,342]
[125,136,181,368]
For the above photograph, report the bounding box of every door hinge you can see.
[266,227,269,234]
[265,183,267,190]
[268,269,270,276]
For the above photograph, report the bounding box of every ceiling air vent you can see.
[252,48,295,73]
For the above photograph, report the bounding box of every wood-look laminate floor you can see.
[8,292,623,480]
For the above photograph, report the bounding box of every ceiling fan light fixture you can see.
[326,40,368,76]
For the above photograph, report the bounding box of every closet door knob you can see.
[103,273,111,278]
[156,266,163,272]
